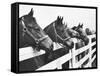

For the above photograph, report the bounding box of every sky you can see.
[19,4,96,31]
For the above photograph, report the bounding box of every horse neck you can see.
[44,21,58,42]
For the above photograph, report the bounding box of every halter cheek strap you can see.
[21,19,38,41]
[53,23,71,42]
[21,17,49,44]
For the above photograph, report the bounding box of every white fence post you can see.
[71,38,77,68]
[56,43,62,69]
[71,46,76,68]
[35,35,96,70]
[57,60,62,69]
[88,37,92,67]
[69,49,72,68]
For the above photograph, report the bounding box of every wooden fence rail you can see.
[37,34,96,70]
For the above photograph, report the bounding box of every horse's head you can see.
[72,23,89,45]
[19,8,53,51]
[54,16,75,49]
[85,28,93,35]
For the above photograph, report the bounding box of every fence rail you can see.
[37,34,96,70]
[19,42,63,61]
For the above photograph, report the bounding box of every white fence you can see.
[36,34,96,70]
[19,42,62,61]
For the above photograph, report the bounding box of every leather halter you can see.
[21,17,49,45]
[53,22,71,43]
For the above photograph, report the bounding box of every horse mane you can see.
[44,20,56,32]
[72,26,77,30]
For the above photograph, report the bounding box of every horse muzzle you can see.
[64,40,74,49]
[39,36,53,51]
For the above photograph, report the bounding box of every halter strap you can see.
[53,22,71,42]
[21,17,49,44]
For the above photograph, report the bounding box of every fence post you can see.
[57,60,62,69]
[56,43,62,69]
[70,38,76,68]
[72,45,76,68]
[69,49,72,68]
[88,37,92,67]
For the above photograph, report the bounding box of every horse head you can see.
[19,8,53,52]
[72,23,89,45]
[54,16,75,49]
[85,28,94,35]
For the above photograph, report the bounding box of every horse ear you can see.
[59,17,63,24]
[57,16,59,20]
[78,23,81,27]
[80,23,83,28]
[58,16,60,20]
[61,17,63,21]
[65,23,67,28]
[82,23,83,28]
[28,8,34,16]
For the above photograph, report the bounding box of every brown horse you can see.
[44,16,79,50]
[72,23,89,68]
[85,28,95,35]
[19,8,54,66]
[44,16,80,69]
[72,23,89,46]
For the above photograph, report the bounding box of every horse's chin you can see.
[39,44,54,62]
[84,38,89,45]
[64,42,74,49]
[39,44,53,52]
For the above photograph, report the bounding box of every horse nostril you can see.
[71,42,74,49]
[50,44,53,51]
[72,42,74,46]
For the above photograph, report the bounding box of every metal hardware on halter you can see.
[21,17,49,44]
[53,22,71,42]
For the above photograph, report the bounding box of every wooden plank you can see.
[73,41,96,56]
[84,55,96,68]
[74,53,89,68]
[36,52,71,70]
[87,34,96,39]
[19,42,63,61]
[91,48,96,55]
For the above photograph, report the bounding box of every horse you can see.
[44,16,80,50]
[85,28,96,67]
[72,23,89,46]
[44,16,80,69]
[85,28,95,35]
[19,8,54,67]
[72,23,89,68]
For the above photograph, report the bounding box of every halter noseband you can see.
[53,22,71,43]
[21,17,49,45]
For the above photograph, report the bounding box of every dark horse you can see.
[72,23,89,68]
[85,28,95,35]
[72,23,89,46]
[44,16,80,69]
[44,16,79,50]
[19,8,54,66]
